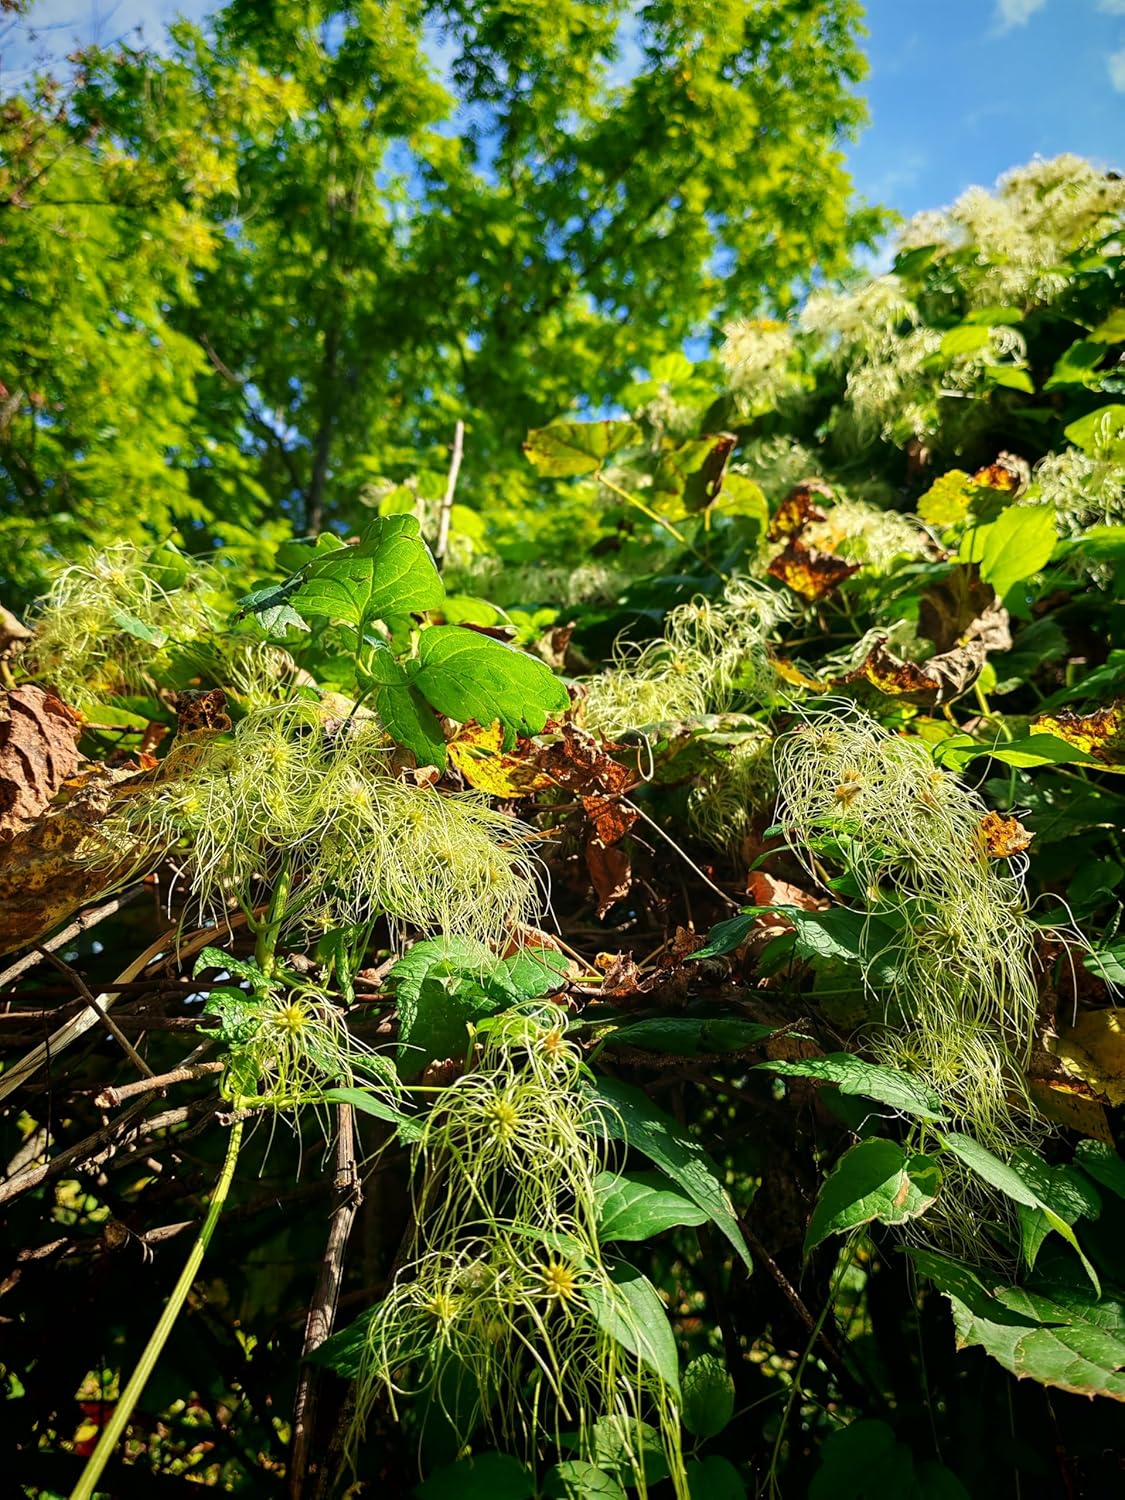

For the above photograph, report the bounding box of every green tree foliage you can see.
[1,0,881,601]
[0,84,253,595]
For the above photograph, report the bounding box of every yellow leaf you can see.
[1032,702,1125,772]
[918,470,973,527]
[1053,1008,1125,1108]
[446,720,551,797]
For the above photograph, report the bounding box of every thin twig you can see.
[38,949,156,1078]
[621,797,740,908]
[0,889,144,990]
[0,916,247,1103]
[434,418,465,568]
[95,1058,222,1109]
[288,1102,362,1498]
[0,1045,214,1209]
[1,1102,159,1208]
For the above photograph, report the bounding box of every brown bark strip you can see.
[288,1102,362,1498]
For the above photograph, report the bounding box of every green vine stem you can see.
[255,856,293,976]
[597,471,729,582]
[70,1117,245,1500]
[766,1232,860,1499]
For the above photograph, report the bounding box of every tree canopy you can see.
[1,0,880,600]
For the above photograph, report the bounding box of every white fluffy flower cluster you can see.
[899,155,1124,309]
[719,316,800,412]
[1033,447,1125,533]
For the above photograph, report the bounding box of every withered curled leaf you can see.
[976,810,1034,859]
[843,600,1010,705]
[1032,702,1125,771]
[587,838,631,918]
[581,793,637,846]
[767,480,835,542]
[536,722,631,797]
[919,566,995,654]
[0,765,146,956]
[767,540,859,601]
[1051,1008,1125,1109]
[0,686,84,843]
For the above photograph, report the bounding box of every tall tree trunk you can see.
[305,325,339,535]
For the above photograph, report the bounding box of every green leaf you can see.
[1045,340,1107,390]
[783,906,901,985]
[236,575,313,635]
[963,733,1100,770]
[293,515,445,626]
[1064,403,1125,460]
[692,905,900,985]
[501,946,571,999]
[808,1421,905,1500]
[373,679,448,768]
[307,1304,374,1378]
[652,433,737,512]
[416,1454,535,1500]
[594,1169,709,1241]
[681,1355,735,1439]
[1009,1148,1101,1223]
[1052,526,1125,566]
[1089,308,1125,344]
[712,472,768,529]
[390,937,519,1076]
[964,305,1024,326]
[940,324,992,358]
[440,594,506,627]
[685,1455,747,1500]
[690,912,757,958]
[603,1017,780,1056]
[192,947,270,990]
[984,365,1034,392]
[275,534,345,572]
[587,1416,669,1486]
[755,1054,948,1122]
[918,470,973,527]
[110,609,168,647]
[319,1086,414,1129]
[809,1420,968,1500]
[592,1077,753,1269]
[906,1248,1048,1328]
[1074,1140,1125,1199]
[414,625,569,746]
[940,1134,1100,1293]
[949,1280,1125,1400]
[805,1139,941,1253]
[972,505,1056,599]
[543,1461,627,1499]
[200,988,263,1045]
[1083,943,1125,986]
[523,420,641,477]
[583,1261,680,1397]
[892,243,937,278]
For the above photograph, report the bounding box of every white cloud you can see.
[1098,1,1125,16]
[1109,45,1125,89]
[995,0,1049,27]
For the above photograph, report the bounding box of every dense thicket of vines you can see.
[1,154,1124,1500]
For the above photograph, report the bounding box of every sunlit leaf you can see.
[523,421,641,477]
[804,1139,941,1252]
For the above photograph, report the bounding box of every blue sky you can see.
[851,0,1124,216]
[3,0,1122,221]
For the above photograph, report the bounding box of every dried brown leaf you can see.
[0,686,84,842]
